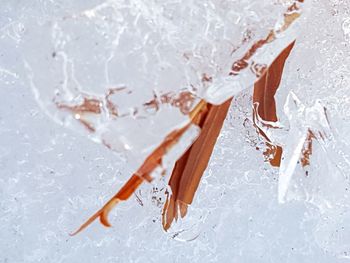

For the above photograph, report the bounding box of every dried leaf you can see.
[70,99,208,235]
[162,42,299,230]
[253,41,295,166]
[253,41,295,122]
[162,98,232,230]
[253,41,315,168]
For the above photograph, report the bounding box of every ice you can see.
[19,0,306,164]
[1,0,350,262]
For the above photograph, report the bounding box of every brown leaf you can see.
[253,41,314,168]
[253,41,295,167]
[253,41,295,122]
[162,98,232,230]
[162,41,299,230]
[70,99,208,235]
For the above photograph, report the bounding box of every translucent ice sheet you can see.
[1,0,350,262]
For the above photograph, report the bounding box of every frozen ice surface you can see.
[18,0,306,167]
[0,0,350,262]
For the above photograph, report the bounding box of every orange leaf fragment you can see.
[162,98,232,230]
[70,100,208,235]
[253,41,295,122]
[253,41,314,168]
[253,41,295,167]
[300,130,315,167]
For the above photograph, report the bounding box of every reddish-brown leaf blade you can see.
[253,41,295,166]
[162,98,232,230]
[253,41,295,122]
[252,41,314,168]
[71,100,208,235]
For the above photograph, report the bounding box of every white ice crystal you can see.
[1,0,350,262]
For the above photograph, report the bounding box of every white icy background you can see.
[1,0,350,262]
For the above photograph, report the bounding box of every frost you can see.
[1,0,350,262]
